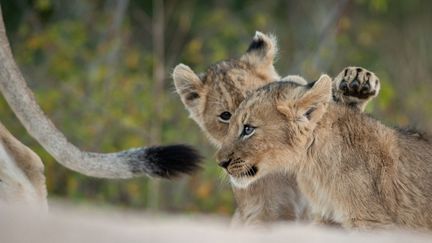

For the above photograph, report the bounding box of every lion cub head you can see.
[173,32,280,146]
[216,75,333,188]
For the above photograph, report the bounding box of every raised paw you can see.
[333,66,381,111]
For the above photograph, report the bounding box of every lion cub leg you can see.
[332,67,380,111]
[343,218,395,231]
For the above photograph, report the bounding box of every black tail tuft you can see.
[127,144,203,178]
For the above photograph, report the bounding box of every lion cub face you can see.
[216,75,333,188]
[173,32,279,146]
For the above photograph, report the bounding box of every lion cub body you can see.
[299,103,432,229]
[217,77,432,230]
[174,33,304,224]
[174,32,381,225]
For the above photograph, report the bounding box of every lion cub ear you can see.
[277,75,332,124]
[241,31,278,67]
[297,74,332,123]
[173,64,204,110]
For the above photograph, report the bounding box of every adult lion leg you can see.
[0,122,47,210]
[332,67,381,111]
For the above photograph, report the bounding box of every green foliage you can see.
[1,0,432,215]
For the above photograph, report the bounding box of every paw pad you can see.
[337,67,380,100]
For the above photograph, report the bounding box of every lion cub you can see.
[217,75,432,230]
[174,32,380,225]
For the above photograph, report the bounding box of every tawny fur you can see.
[0,122,47,209]
[217,75,432,230]
[174,32,380,225]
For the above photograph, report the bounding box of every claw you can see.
[365,72,371,81]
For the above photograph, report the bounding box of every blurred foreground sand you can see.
[1,202,432,243]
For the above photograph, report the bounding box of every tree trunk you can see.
[147,0,166,211]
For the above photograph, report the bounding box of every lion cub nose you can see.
[218,159,232,169]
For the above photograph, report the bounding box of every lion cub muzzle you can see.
[217,152,258,178]
[218,159,231,169]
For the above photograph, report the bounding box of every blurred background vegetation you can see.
[0,0,431,216]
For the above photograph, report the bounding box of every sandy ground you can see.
[1,202,432,243]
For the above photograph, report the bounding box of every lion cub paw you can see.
[333,67,380,111]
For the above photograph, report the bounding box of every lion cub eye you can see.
[241,124,256,138]
[218,111,232,123]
